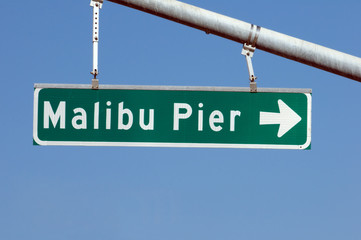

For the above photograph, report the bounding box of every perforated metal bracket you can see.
[90,0,103,84]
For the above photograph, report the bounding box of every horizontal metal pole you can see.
[107,0,361,82]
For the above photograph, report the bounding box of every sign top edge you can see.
[34,83,312,93]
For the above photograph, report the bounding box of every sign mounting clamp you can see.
[241,24,261,93]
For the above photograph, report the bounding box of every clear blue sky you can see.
[1,0,361,239]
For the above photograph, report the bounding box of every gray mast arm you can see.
[106,0,361,83]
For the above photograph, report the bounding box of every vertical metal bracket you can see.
[90,0,103,87]
[241,44,257,92]
[241,24,261,93]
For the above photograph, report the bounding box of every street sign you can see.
[33,84,312,149]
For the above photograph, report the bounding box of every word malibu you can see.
[43,101,242,132]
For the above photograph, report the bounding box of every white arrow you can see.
[260,99,302,138]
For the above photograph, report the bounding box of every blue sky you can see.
[1,0,361,239]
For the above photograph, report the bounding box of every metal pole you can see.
[107,0,361,83]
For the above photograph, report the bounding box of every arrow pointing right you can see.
[260,99,302,138]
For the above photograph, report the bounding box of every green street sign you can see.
[33,84,312,149]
